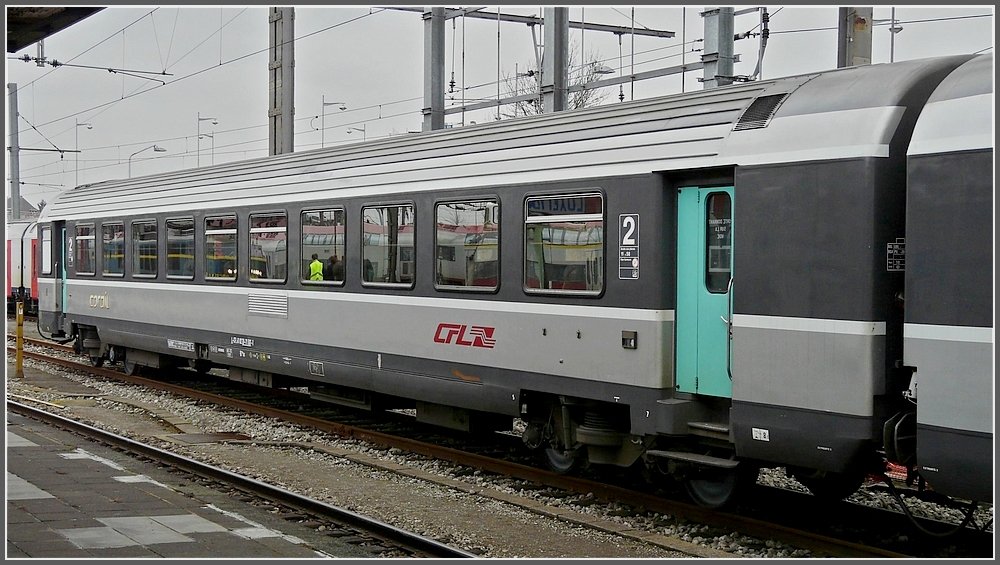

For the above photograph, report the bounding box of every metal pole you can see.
[321,94,325,148]
[681,7,686,93]
[8,83,21,220]
[268,7,295,154]
[422,7,446,131]
[197,111,201,167]
[837,7,873,68]
[890,7,896,63]
[542,7,569,113]
[16,301,25,378]
[701,7,734,89]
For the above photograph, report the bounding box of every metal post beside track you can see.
[16,300,25,378]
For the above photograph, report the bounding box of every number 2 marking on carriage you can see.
[619,214,639,280]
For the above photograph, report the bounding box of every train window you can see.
[361,204,415,287]
[249,213,287,283]
[74,224,96,276]
[101,222,125,277]
[705,193,732,293]
[131,220,157,278]
[205,215,237,281]
[40,227,52,275]
[301,209,345,285]
[434,200,499,291]
[524,193,604,295]
[166,218,195,280]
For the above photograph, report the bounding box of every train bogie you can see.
[34,54,993,509]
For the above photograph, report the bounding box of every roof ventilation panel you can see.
[733,93,789,131]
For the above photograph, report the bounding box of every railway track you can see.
[6,399,475,558]
[8,335,993,558]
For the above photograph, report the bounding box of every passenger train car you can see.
[901,54,993,503]
[7,220,38,315]
[36,54,993,508]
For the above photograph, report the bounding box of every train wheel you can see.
[88,355,104,368]
[685,464,758,508]
[790,467,865,502]
[543,446,582,474]
[123,359,141,376]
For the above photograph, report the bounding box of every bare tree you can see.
[493,46,612,120]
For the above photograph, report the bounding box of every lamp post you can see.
[347,126,366,141]
[876,8,905,63]
[889,8,903,63]
[197,112,218,166]
[321,95,347,148]
[75,119,92,187]
[128,144,166,178]
[199,133,215,165]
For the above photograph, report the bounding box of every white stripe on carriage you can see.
[733,314,886,336]
[904,323,994,344]
[57,279,676,322]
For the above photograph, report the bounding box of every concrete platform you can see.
[5,391,380,559]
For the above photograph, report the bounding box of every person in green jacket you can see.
[309,254,324,281]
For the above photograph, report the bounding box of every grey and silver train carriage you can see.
[900,54,993,504]
[36,54,993,508]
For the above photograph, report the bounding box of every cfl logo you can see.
[434,323,496,349]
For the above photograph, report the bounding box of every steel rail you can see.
[8,342,920,557]
[6,399,476,558]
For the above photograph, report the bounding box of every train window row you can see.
[63,193,605,296]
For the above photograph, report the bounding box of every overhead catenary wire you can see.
[17,8,697,142]
[11,7,994,191]
[14,8,386,135]
[17,114,66,155]
[8,8,159,95]
[154,7,181,71]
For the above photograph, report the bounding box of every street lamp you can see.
[199,133,215,166]
[197,112,218,166]
[75,119,92,187]
[128,144,166,178]
[888,8,903,63]
[321,95,347,148]
[875,8,905,63]
[347,126,366,142]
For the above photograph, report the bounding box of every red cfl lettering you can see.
[434,323,496,349]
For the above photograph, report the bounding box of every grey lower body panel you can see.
[731,401,875,473]
[905,330,992,434]
[916,425,993,502]
[731,317,885,416]
[77,316,697,437]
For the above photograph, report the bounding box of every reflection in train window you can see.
[131,220,157,278]
[101,222,124,276]
[434,199,499,291]
[524,193,604,295]
[75,224,96,276]
[205,215,237,281]
[40,227,52,275]
[705,192,732,294]
[249,212,287,283]
[362,204,414,287]
[301,208,345,285]
[166,217,195,280]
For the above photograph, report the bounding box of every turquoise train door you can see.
[676,186,734,398]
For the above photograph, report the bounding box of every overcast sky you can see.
[5,4,994,208]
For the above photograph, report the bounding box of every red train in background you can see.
[6,220,39,316]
